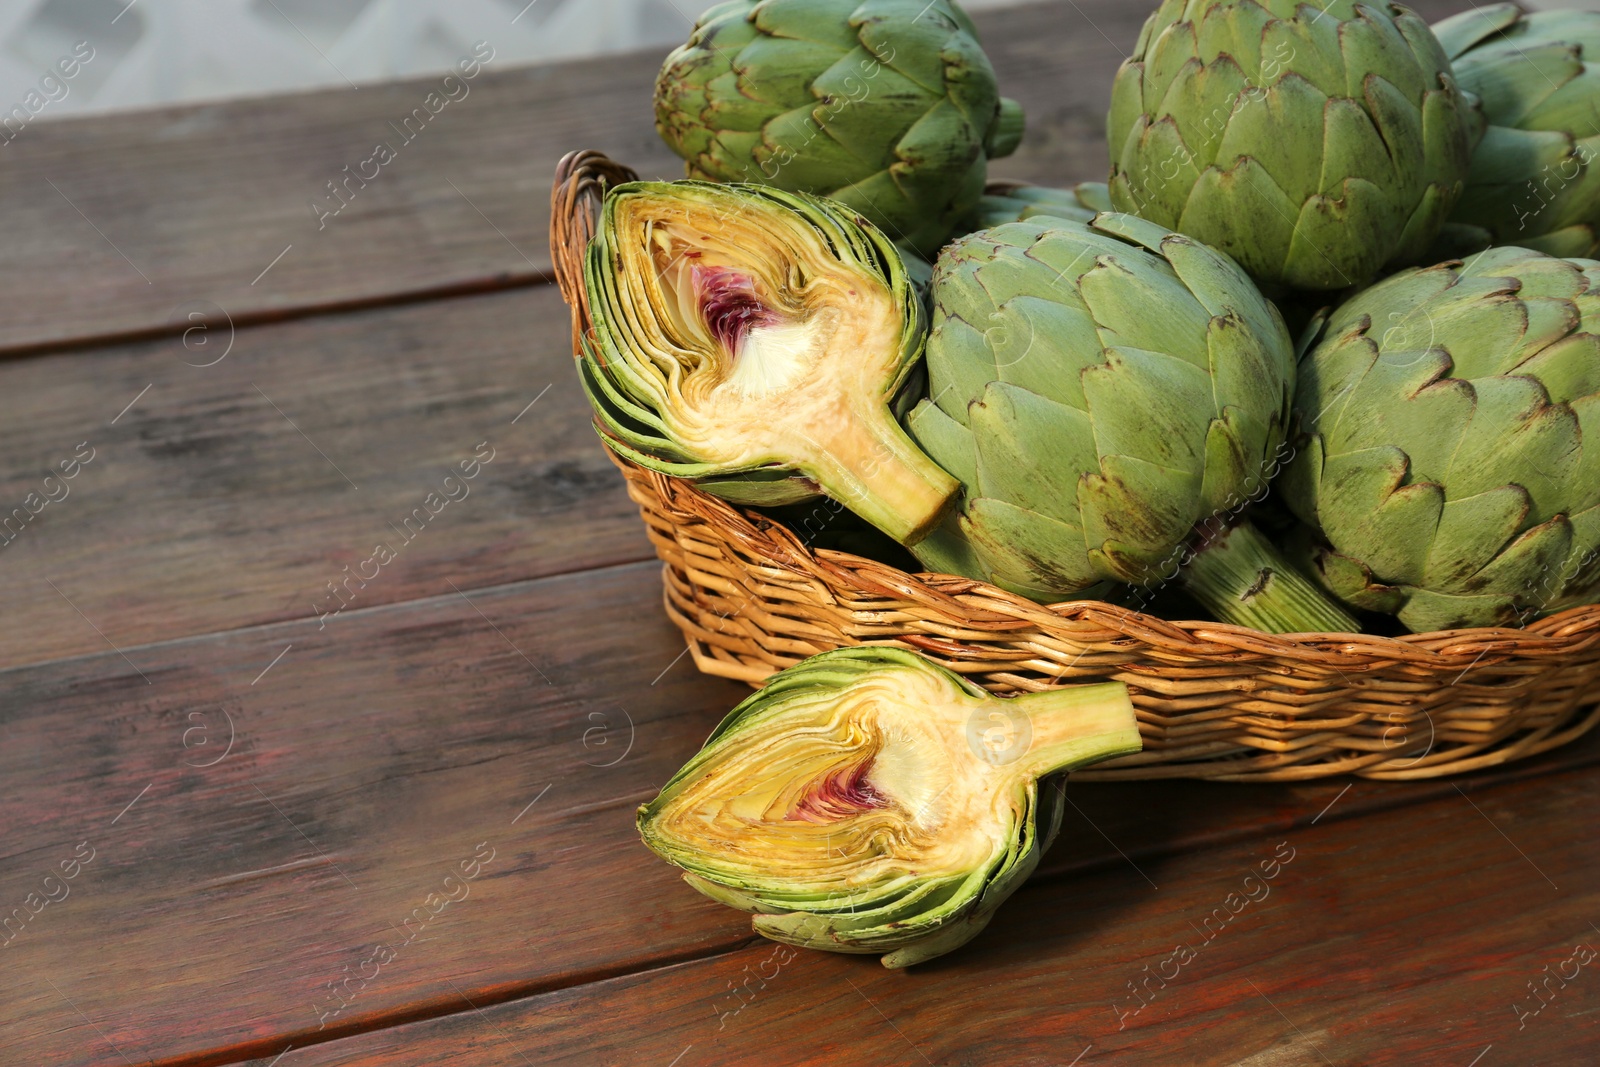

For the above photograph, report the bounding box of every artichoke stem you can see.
[983,682,1143,782]
[800,405,959,547]
[1179,520,1358,634]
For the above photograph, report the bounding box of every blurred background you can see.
[0,0,1040,117]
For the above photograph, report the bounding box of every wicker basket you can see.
[551,150,1600,782]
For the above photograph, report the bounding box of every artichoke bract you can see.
[654,0,1024,257]
[1432,4,1600,259]
[637,647,1141,968]
[1107,0,1474,291]
[906,212,1356,633]
[579,179,957,545]
[1283,246,1600,632]
[963,181,1112,231]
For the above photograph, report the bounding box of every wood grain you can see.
[0,561,753,1067]
[0,0,1474,356]
[248,762,1600,1067]
[3,560,1593,1065]
[0,283,654,669]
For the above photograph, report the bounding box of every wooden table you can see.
[3,1,1595,1063]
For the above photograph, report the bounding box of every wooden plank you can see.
[0,283,653,669]
[0,0,1475,355]
[250,761,1600,1067]
[4,560,1594,1065]
[0,561,756,1067]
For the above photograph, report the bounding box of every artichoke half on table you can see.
[638,647,1142,968]
[654,0,1024,257]
[1431,3,1600,259]
[1107,0,1475,291]
[579,179,957,546]
[1283,246,1600,633]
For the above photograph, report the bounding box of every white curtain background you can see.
[0,0,1032,118]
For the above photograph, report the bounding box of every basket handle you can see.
[549,151,640,354]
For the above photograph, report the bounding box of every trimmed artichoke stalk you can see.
[1431,4,1600,259]
[1178,521,1360,634]
[637,648,1141,968]
[1283,246,1600,633]
[1107,0,1474,291]
[905,211,1357,633]
[654,0,1024,257]
[580,180,958,545]
[962,181,1113,232]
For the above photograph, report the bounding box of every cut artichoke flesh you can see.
[582,180,958,544]
[637,647,1142,968]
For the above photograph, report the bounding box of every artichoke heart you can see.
[581,180,958,544]
[638,648,1141,968]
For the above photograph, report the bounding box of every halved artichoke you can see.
[637,647,1141,968]
[580,179,958,544]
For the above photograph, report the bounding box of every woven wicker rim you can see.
[551,149,1600,781]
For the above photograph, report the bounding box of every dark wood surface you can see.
[253,761,1600,1067]
[5,0,1576,1065]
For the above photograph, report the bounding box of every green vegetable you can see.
[906,212,1356,633]
[1282,245,1600,632]
[1106,0,1474,291]
[637,647,1141,967]
[963,181,1112,230]
[654,0,1024,257]
[578,179,957,545]
[1432,3,1600,258]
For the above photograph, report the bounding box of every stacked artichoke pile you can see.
[565,0,1600,966]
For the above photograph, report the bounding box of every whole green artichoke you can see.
[638,647,1141,967]
[906,212,1356,633]
[1282,246,1600,632]
[1432,3,1600,259]
[962,180,1112,231]
[655,0,1024,257]
[1106,0,1475,291]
